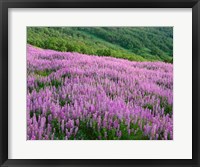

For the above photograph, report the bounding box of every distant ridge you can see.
[27,27,173,63]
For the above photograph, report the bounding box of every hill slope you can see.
[27,27,173,63]
[27,45,173,140]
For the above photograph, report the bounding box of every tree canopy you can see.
[27,27,173,63]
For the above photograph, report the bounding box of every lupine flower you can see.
[27,45,173,140]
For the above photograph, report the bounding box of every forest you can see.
[27,27,173,63]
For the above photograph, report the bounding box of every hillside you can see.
[27,45,173,140]
[27,27,173,63]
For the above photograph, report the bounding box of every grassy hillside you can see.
[27,27,173,63]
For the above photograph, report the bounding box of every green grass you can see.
[51,119,65,140]
[29,110,149,140]
[143,103,153,111]
[75,119,148,140]
[30,110,42,121]
[159,96,173,115]
[35,69,54,76]
[35,79,62,92]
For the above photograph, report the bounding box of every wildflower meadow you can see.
[27,44,173,140]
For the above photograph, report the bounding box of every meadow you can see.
[27,44,173,140]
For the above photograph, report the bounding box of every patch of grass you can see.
[51,80,61,88]
[59,99,66,107]
[120,121,148,140]
[35,69,54,76]
[46,110,51,117]
[75,121,99,140]
[34,79,62,92]
[163,104,173,115]
[143,103,153,111]
[30,110,42,121]
[51,118,65,140]
[75,119,148,140]
[37,81,45,89]
[30,111,34,118]
[59,95,73,107]
[160,96,173,115]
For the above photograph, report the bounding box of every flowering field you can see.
[27,45,173,140]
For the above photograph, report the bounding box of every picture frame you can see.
[0,0,199,166]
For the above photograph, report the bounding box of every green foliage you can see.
[75,121,99,140]
[27,27,173,62]
[75,119,148,140]
[51,80,61,88]
[46,110,51,117]
[59,94,72,107]
[30,110,42,121]
[51,119,65,140]
[159,96,173,115]
[96,49,112,56]
[35,79,62,92]
[36,81,45,92]
[35,69,54,76]
[143,103,153,111]
[59,99,66,107]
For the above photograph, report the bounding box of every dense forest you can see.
[27,27,173,63]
